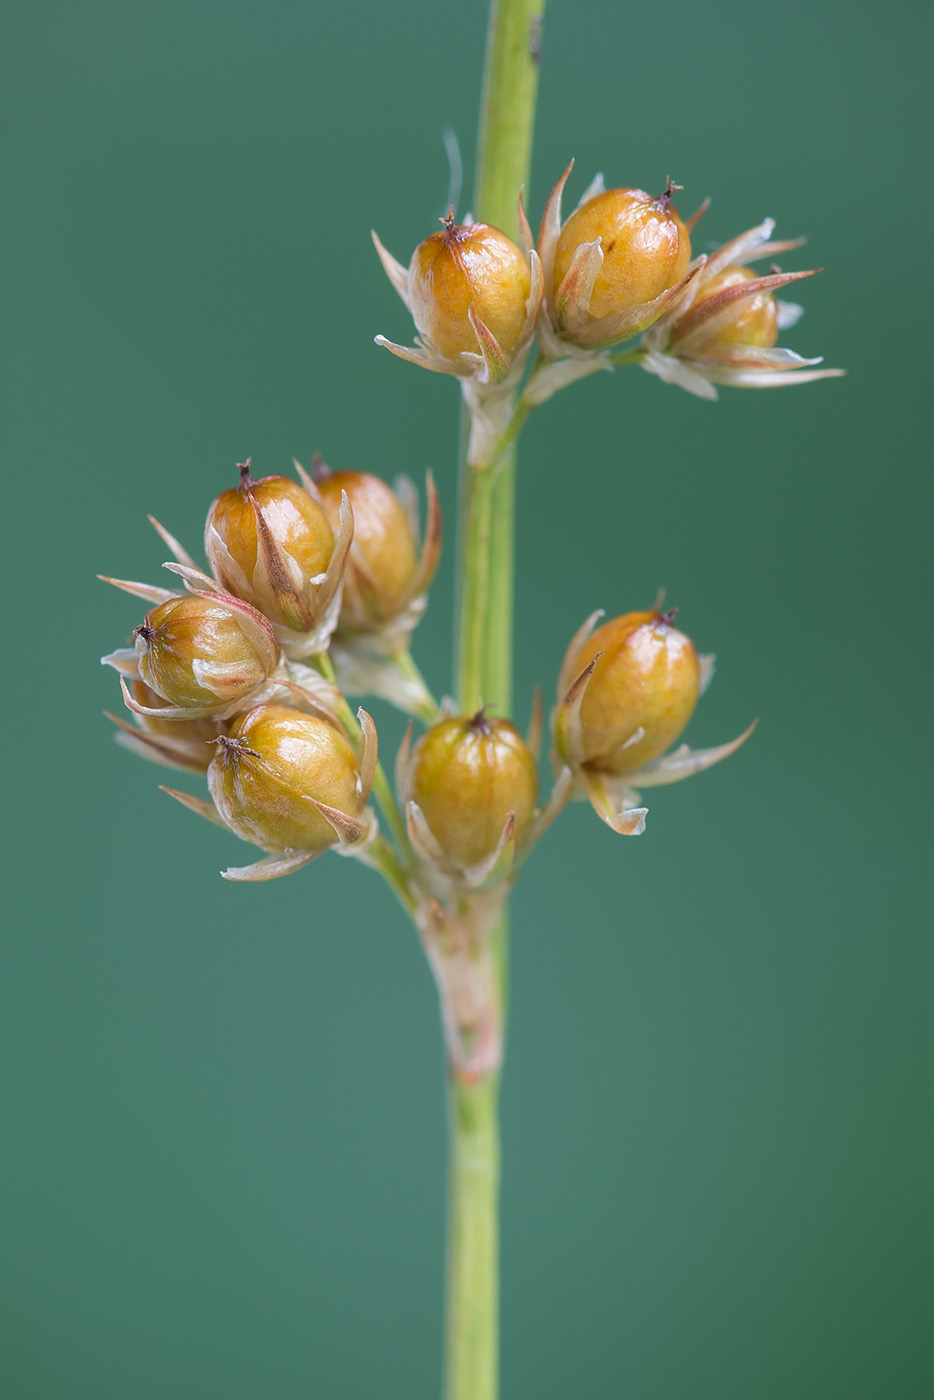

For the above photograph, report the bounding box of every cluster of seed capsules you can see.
[372,163,842,403]
[101,464,749,888]
[102,165,837,887]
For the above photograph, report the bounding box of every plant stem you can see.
[445,1077,500,1400]
[447,2,545,1398]
[393,647,442,722]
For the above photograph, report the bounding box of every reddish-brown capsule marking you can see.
[135,593,279,711]
[571,611,700,773]
[408,216,531,360]
[317,470,418,628]
[205,466,334,631]
[553,187,691,319]
[408,712,538,869]
[208,703,362,853]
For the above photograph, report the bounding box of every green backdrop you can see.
[3,0,931,1395]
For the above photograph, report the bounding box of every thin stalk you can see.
[445,1077,500,1400]
[365,835,415,916]
[393,648,442,723]
[456,398,533,715]
[446,3,545,1399]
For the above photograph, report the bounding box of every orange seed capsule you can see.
[205,464,335,631]
[408,712,538,869]
[570,611,700,773]
[135,593,279,712]
[554,186,691,321]
[408,215,531,360]
[685,265,779,353]
[317,470,418,628]
[208,703,363,853]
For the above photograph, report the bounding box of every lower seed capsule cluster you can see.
[102,453,750,888]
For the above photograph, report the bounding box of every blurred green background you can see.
[3,0,930,1395]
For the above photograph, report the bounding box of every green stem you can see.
[365,834,415,916]
[447,2,545,1398]
[393,648,441,723]
[445,1077,500,1400]
[456,399,533,714]
[610,347,646,367]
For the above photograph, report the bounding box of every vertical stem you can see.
[472,0,542,712]
[447,3,545,1399]
[445,1078,500,1400]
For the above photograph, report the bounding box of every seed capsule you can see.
[553,186,691,323]
[204,464,335,631]
[681,264,779,354]
[407,712,538,870]
[565,610,700,773]
[408,214,531,361]
[134,593,280,713]
[208,703,365,853]
[317,470,418,629]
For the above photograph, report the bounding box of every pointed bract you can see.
[642,218,843,395]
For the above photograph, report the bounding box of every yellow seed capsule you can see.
[208,704,363,853]
[554,186,691,319]
[317,470,417,628]
[204,464,335,631]
[408,712,538,869]
[135,593,280,711]
[570,611,700,773]
[408,215,531,360]
[686,265,779,353]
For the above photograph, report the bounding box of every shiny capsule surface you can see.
[408,713,538,868]
[135,594,278,709]
[553,188,691,318]
[571,611,700,773]
[208,703,361,852]
[408,219,531,360]
[317,471,417,628]
[205,471,334,630]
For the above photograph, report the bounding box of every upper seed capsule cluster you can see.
[374,165,840,404]
[100,154,841,897]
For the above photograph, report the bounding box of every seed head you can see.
[553,187,691,329]
[677,264,779,354]
[317,469,419,629]
[562,610,700,773]
[204,467,335,632]
[407,713,538,871]
[409,216,532,361]
[208,703,368,854]
[134,593,280,714]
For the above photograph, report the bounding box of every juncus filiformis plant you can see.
[99,11,844,1394]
